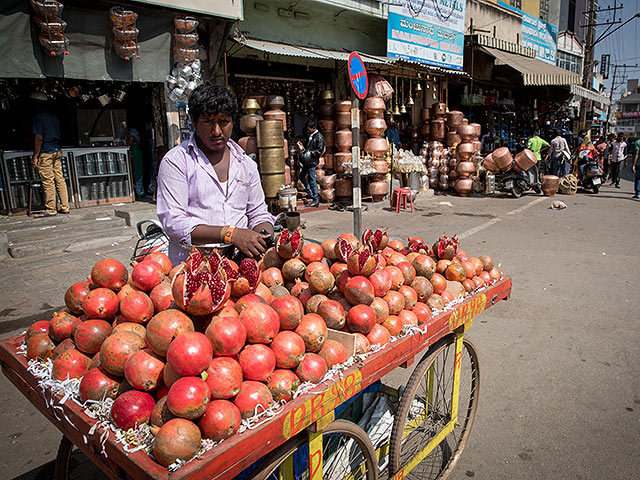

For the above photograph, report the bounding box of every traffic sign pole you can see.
[347,52,367,239]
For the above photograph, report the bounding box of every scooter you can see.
[498,163,542,198]
[576,149,604,194]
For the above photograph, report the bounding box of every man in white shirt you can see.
[547,130,571,176]
[609,133,627,188]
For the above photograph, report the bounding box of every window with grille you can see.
[540,0,549,21]
[510,0,522,9]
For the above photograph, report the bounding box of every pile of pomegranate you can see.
[22,228,501,468]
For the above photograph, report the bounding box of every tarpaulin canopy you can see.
[570,84,611,106]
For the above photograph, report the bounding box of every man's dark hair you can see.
[188,82,238,122]
[305,119,317,130]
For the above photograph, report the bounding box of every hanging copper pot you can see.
[457,124,476,142]
[364,137,389,157]
[365,118,387,137]
[319,103,334,119]
[454,178,473,196]
[323,131,335,148]
[363,97,386,117]
[334,100,352,113]
[470,123,482,138]
[430,119,446,141]
[239,114,263,136]
[373,159,389,174]
[318,119,335,132]
[514,149,538,172]
[335,129,353,152]
[456,161,476,178]
[483,153,499,173]
[446,111,464,128]
[263,109,287,131]
[334,152,352,175]
[335,112,351,129]
[492,147,513,171]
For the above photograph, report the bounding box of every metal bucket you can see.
[278,187,297,211]
[256,119,284,148]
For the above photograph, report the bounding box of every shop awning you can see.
[570,84,611,106]
[480,46,580,86]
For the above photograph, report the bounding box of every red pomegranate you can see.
[388,240,405,251]
[64,281,91,314]
[270,331,305,369]
[432,233,459,260]
[479,255,495,271]
[445,263,467,283]
[167,331,213,376]
[430,273,447,295]
[227,258,260,298]
[334,234,359,262]
[289,282,310,300]
[317,299,346,330]
[426,294,446,311]
[111,390,156,430]
[276,228,304,259]
[463,279,476,293]
[370,298,390,324]
[117,284,141,303]
[461,260,476,280]
[198,400,242,441]
[239,303,280,344]
[167,376,210,419]
[472,275,485,290]
[441,290,456,304]
[238,344,276,382]
[254,283,273,304]
[387,252,408,267]
[294,313,327,353]
[412,302,431,325]
[330,262,348,277]
[346,304,376,334]
[435,260,451,276]
[362,228,389,252]
[205,357,243,399]
[73,320,112,355]
[82,288,119,320]
[353,332,371,354]
[163,363,181,388]
[385,266,405,290]
[155,385,170,402]
[51,348,89,380]
[346,247,376,277]
[150,280,173,313]
[26,333,55,360]
[91,258,128,292]
[333,269,350,295]
[48,311,81,342]
[205,316,247,356]
[150,396,174,427]
[383,290,406,315]
[489,267,501,281]
[100,331,146,376]
[79,367,120,402]
[217,303,239,317]
[407,237,430,255]
[282,258,306,281]
[119,291,155,324]
[308,269,335,295]
[112,322,146,340]
[26,320,50,341]
[398,285,418,310]
[172,250,230,316]
[131,259,165,292]
[261,267,284,288]
[479,270,492,285]
[124,349,165,391]
[344,276,375,306]
[295,353,328,383]
[145,309,194,356]
[144,252,172,275]
[367,324,391,347]
[318,340,348,368]
[53,337,77,360]
[267,369,300,403]
[398,310,418,327]
[153,418,201,467]
[382,315,403,336]
[396,261,416,285]
[234,293,266,314]
[369,269,392,298]
[321,238,338,261]
[300,243,324,264]
[306,294,328,314]
[412,255,436,279]
[233,381,274,418]
[411,276,433,302]
[261,247,284,270]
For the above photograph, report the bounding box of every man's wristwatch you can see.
[222,226,236,244]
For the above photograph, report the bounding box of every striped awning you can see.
[480,46,580,86]
[570,85,611,106]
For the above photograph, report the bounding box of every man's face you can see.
[306,126,316,136]
[617,134,624,142]
[194,112,233,152]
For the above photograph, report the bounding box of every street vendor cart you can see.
[0,277,511,480]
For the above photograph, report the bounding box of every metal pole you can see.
[351,90,362,239]
[603,65,618,134]
[579,0,597,129]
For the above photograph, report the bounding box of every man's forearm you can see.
[33,135,43,157]
[253,222,274,235]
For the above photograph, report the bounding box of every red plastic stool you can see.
[392,188,413,213]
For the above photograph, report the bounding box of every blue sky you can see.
[594,0,640,99]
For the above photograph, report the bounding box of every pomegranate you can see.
[318,340,348,368]
[295,353,328,383]
[163,363,181,388]
[432,233,459,260]
[90,258,128,291]
[89,352,102,369]
[145,252,172,275]
[346,246,376,277]
[398,285,418,310]
[145,309,194,356]
[270,331,305,369]
[124,349,165,391]
[132,259,165,291]
[353,333,371,354]
[100,331,145,376]
[198,400,242,441]
[282,258,306,281]
[308,269,335,295]
[479,255,495,271]
[119,291,155,324]
[343,276,375,306]
[330,262,349,277]
[300,243,324,264]
[289,282,309,299]
[383,315,403,336]
[388,240,405,251]
[270,284,290,299]
[52,348,90,380]
[441,289,456,304]
[294,313,327,353]
[150,396,175,427]
[435,258,453,275]
[383,290,406,315]
[82,288,119,320]
[233,381,274,418]
[110,390,156,430]
[48,311,81,342]
[239,303,280,344]
[64,281,91,314]
[153,418,201,467]
[205,316,246,356]
[385,266,405,290]
[238,344,276,381]
[117,283,140,302]
[328,290,352,313]
[446,281,465,299]
[346,304,376,334]
[398,310,418,327]
[321,238,338,261]
[261,267,284,288]
[79,367,120,402]
[362,228,388,252]
[270,294,304,330]
[445,263,467,283]
[413,302,431,325]
[276,228,304,259]
[306,294,328,314]
[370,297,390,324]
[411,276,434,302]
[407,237,430,255]
[253,282,273,304]
[373,253,387,270]
[172,250,230,316]
[26,320,50,341]
[267,369,300,403]
[430,273,447,295]
[167,376,210,419]
[396,261,416,285]
[317,300,346,330]
[472,275,486,289]
[228,258,260,298]
[53,337,76,359]
[73,319,113,355]
[479,270,492,285]
[334,234,358,263]
[262,247,284,270]
[366,324,391,347]
[234,293,265,314]
[463,279,476,293]
[334,269,351,294]
[149,280,173,313]
[205,357,243,399]
[413,255,436,279]
[369,269,392,298]
[426,294,446,311]
[26,333,55,360]
[489,267,501,281]
[388,252,408,267]
[167,331,213,376]
[461,260,476,280]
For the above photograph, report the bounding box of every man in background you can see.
[547,129,571,176]
[609,132,627,188]
[297,120,324,208]
[632,137,640,199]
[527,130,549,162]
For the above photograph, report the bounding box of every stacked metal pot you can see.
[453,120,481,196]
[363,97,389,202]
[317,91,336,203]
[256,118,286,200]
[238,98,262,157]
[333,100,354,204]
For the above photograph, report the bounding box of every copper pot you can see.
[238,136,257,155]
[483,153,499,173]
[334,100,352,113]
[457,124,476,142]
[318,119,335,132]
[428,166,439,177]
[541,175,560,196]
[470,123,481,137]
[514,149,538,172]
[432,102,446,117]
[446,111,464,128]
[368,180,389,196]
[335,177,353,198]
[420,124,430,137]
[447,132,461,147]
[373,159,389,174]
[315,168,326,181]
[239,114,263,136]
[267,95,285,110]
[492,147,513,171]
[320,175,335,189]
[454,178,473,197]
[456,142,475,160]
[430,119,446,140]
[439,165,450,175]
[420,108,431,122]
[319,89,335,105]
[323,153,334,170]
[335,112,351,129]
[409,125,419,139]
[242,97,260,115]
[365,118,387,137]
[319,103,334,118]
[320,188,335,203]
[363,97,386,117]
[456,161,475,178]
[334,152,351,175]
[335,129,352,152]
[323,131,335,148]
[364,137,389,157]
[263,109,287,131]
[472,140,482,152]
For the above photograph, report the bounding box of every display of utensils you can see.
[109,7,139,60]
[31,1,69,56]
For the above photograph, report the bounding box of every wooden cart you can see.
[0,277,512,480]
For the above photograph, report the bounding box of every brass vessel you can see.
[256,120,284,148]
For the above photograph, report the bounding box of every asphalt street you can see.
[1,170,638,480]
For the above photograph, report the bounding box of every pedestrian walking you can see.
[609,133,627,188]
[547,130,571,177]
[527,130,549,162]
[632,137,640,199]
[296,120,324,208]
[603,133,615,180]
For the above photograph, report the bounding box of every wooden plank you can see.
[327,328,356,357]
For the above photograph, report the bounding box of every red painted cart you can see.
[0,277,511,480]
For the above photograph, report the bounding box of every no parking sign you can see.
[348,52,368,100]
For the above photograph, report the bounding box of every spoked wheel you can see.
[388,335,480,480]
[55,436,111,480]
[253,419,378,480]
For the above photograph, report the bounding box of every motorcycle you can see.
[498,163,542,198]
[576,149,604,194]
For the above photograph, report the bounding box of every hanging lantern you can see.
[110,7,140,60]
[30,0,69,56]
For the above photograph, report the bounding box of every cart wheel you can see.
[388,335,480,480]
[55,436,111,480]
[252,419,378,480]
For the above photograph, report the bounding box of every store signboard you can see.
[615,111,640,119]
[386,0,467,71]
[498,1,557,65]
[616,126,635,133]
[132,0,243,20]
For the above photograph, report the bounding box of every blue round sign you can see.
[348,52,368,100]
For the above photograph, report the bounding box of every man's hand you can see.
[632,164,635,173]
[32,155,39,170]
[232,228,270,258]
[297,141,305,152]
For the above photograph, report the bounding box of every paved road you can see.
[1,173,638,479]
